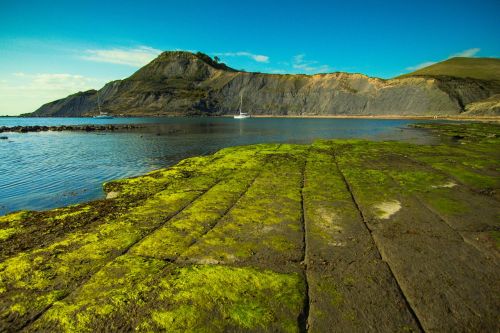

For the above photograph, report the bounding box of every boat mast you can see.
[239,94,243,114]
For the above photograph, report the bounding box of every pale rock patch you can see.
[195,257,220,265]
[317,208,343,232]
[261,226,276,233]
[106,191,120,199]
[431,181,457,189]
[374,200,401,219]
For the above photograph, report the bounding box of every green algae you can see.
[0,211,30,241]
[0,188,205,329]
[412,123,500,142]
[0,143,287,330]
[490,231,500,249]
[330,139,486,220]
[0,203,131,262]
[180,150,305,267]
[339,165,399,214]
[424,193,470,215]
[0,227,16,241]
[28,255,167,332]
[139,265,304,332]
[312,276,344,307]
[389,170,448,193]
[302,148,357,244]
[102,143,272,199]
[0,210,30,225]
[0,122,498,332]
[423,160,498,190]
[131,160,262,260]
[50,205,92,221]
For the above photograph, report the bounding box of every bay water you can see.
[0,117,443,214]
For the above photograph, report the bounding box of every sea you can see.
[0,117,447,214]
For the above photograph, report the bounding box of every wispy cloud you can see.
[292,54,330,73]
[214,52,270,63]
[81,46,162,67]
[449,48,480,58]
[405,48,481,71]
[262,55,332,74]
[8,73,98,91]
[0,72,107,115]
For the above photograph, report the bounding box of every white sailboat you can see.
[93,91,113,119]
[234,94,250,119]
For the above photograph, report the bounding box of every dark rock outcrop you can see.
[0,124,145,133]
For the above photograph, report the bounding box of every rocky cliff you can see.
[26,52,500,117]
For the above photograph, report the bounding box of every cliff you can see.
[25,52,500,117]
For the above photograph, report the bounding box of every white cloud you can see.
[450,48,480,58]
[0,72,108,115]
[81,46,162,67]
[405,48,481,71]
[292,54,330,73]
[214,52,270,63]
[262,55,332,74]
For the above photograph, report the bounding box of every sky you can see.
[0,0,499,115]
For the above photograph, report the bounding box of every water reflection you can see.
[0,117,444,214]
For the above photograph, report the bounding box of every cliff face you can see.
[29,90,98,117]
[27,52,500,117]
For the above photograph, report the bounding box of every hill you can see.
[398,57,500,81]
[24,52,500,117]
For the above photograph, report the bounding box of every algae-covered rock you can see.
[0,123,499,332]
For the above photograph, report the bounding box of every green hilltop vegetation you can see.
[398,57,500,81]
[0,122,499,332]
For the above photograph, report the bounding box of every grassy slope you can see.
[397,57,500,81]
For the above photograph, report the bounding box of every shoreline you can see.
[2,116,499,134]
[6,114,500,121]
[4,114,500,122]
[238,114,500,122]
[0,122,498,331]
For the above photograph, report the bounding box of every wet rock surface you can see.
[0,123,498,332]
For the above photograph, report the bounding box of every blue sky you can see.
[1,0,499,115]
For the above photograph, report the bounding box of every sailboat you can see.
[93,91,113,119]
[234,94,250,119]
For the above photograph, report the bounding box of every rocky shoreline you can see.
[0,124,145,133]
[0,122,498,332]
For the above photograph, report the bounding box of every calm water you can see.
[0,117,442,215]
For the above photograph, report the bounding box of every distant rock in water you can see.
[0,124,145,133]
[24,51,500,117]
